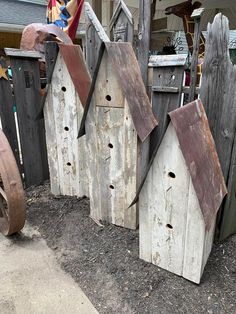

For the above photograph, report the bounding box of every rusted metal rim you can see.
[0,129,26,236]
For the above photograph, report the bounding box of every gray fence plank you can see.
[200,13,236,240]
[10,56,49,187]
[0,78,21,169]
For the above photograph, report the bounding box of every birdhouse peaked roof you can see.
[78,42,158,142]
[169,99,227,230]
[58,44,91,108]
[109,0,133,28]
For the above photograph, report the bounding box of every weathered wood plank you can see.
[43,81,60,195]
[149,54,187,67]
[219,132,236,240]
[44,51,88,197]
[10,57,49,187]
[189,8,204,101]
[138,0,151,87]
[139,123,215,283]
[0,78,21,169]
[200,13,236,240]
[85,2,110,77]
[123,99,138,229]
[152,86,179,93]
[86,51,139,229]
[4,48,41,59]
[149,60,185,158]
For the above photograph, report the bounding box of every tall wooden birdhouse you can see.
[110,0,134,44]
[44,43,91,197]
[139,100,227,283]
[79,42,157,229]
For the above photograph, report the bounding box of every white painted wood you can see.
[44,52,88,197]
[139,123,215,284]
[182,178,205,283]
[94,51,124,108]
[85,53,139,229]
[44,83,60,196]
[123,99,138,229]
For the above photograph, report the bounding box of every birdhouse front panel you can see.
[140,123,219,284]
[44,47,89,197]
[79,42,157,229]
[139,100,227,284]
[85,50,139,229]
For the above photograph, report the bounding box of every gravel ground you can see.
[26,182,236,314]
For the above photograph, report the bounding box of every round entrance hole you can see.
[109,185,115,190]
[61,86,66,92]
[64,127,69,131]
[105,95,112,101]
[168,172,176,178]
[166,224,173,229]
[108,143,113,148]
[67,162,71,166]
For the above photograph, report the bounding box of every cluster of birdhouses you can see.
[44,39,226,284]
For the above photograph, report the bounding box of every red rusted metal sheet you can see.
[78,42,157,142]
[59,44,91,108]
[20,23,72,60]
[169,99,227,230]
[105,42,157,142]
[0,129,26,236]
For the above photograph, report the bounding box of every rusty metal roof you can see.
[59,44,91,108]
[78,42,157,142]
[169,99,227,230]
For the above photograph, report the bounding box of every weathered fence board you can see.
[200,13,236,240]
[44,44,91,197]
[110,0,134,44]
[148,54,186,158]
[0,77,21,169]
[6,50,49,187]
[138,0,151,87]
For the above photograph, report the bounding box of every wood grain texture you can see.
[138,0,151,87]
[0,79,21,170]
[139,123,216,284]
[5,48,41,59]
[149,60,185,158]
[44,51,88,197]
[10,57,49,188]
[86,53,142,229]
[200,13,236,240]
[85,2,110,77]
[189,15,202,102]
[79,42,157,143]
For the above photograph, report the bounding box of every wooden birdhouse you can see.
[79,42,157,229]
[44,43,91,197]
[139,99,227,283]
[110,0,134,44]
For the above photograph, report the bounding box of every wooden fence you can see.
[200,13,236,241]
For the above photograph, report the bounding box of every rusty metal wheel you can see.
[0,129,25,236]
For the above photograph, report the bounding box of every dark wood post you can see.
[5,48,49,188]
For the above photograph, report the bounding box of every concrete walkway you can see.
[0,224,98,314]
